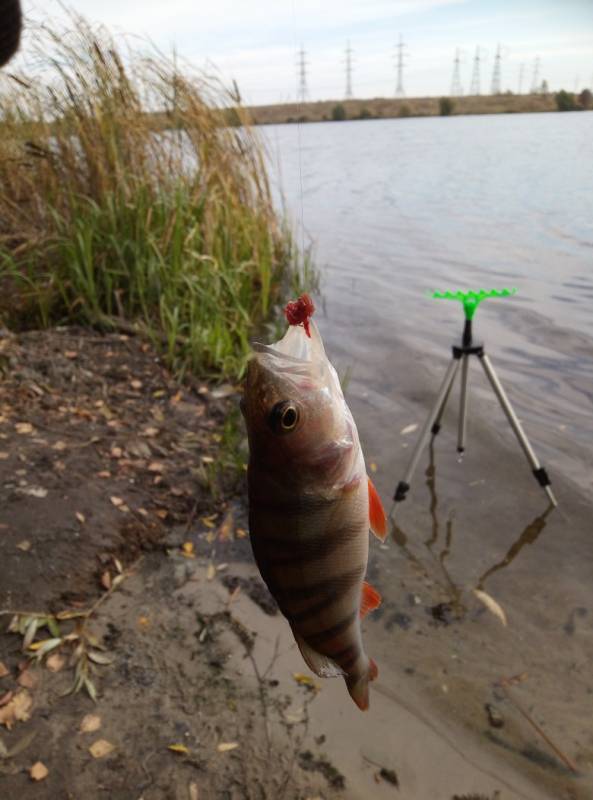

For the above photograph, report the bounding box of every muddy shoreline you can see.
[1,326,591,799]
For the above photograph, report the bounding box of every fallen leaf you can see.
[17,669,38,690]
[87,650,114,666]
[80,714,101,733]
[0,662,9,678]
[64,350,78,359]
[100,571,112,590]
[168,743,189,754]
[0,689,32,729]
[292,673,321,691]
[0,691,13,707]
[206,563,216,581]
[235,528,248,539]
[20,487,47,498]
[52,441,67,451]
[97,471,111,479]
[89,739,115,758]
[201,456,214,464]
[75,512,86,524]
[15,423,34,435]
[182,542,195,559]
[0,452,9,460]
[130,379,142,390]
[30,761,48,781]
[473,589,508,626]
[189,782,199,800]
[401,423,419,436]
[218,512,234,542]
[16,540,31,552]
[110,496,124,507]
[148,461,165,473]
[155,509,168,520]
[201,515,217,529]
[110,446,123,459]
[137,616,150,628]
[45,653,65,673]
[211,384,235,399]
[217,742,239,752]
[142,427,159,438]
[216,563,228,572]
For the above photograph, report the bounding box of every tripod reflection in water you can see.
[391,443,551,608]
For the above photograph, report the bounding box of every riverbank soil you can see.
[0,327,344,799]
[0,326,584,800]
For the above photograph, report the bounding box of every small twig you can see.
[0,560,138,623]
[497,678,578,774]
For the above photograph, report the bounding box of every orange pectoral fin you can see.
[368,476,387,541]
[360,580,382,618]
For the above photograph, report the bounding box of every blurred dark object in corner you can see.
[0,0,22,67]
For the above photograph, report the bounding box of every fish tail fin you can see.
[346,658,379,711]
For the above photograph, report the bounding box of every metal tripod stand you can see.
[393,301,557,508]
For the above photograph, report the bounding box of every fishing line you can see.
[290,0,307,273]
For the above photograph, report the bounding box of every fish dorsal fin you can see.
[360,581,382,619]
[368,477,387,541]
[294,633,345,678]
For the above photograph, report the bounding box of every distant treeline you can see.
[242,90,593,125]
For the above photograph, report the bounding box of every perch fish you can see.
[241,294,386,710]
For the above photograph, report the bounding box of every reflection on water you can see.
[477,509,552,590]
[392,439,555,605]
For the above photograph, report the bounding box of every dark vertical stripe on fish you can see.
[329,643,361,671]
[304,609,357,648]
[262,522,359,566]
[274,565,364,607]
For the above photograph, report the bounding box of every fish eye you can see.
[268,401,300,434]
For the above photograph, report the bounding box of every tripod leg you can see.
[457,354,470,452]
[394,357,461,503]
[478,353,557,506]
[431,367,456,437]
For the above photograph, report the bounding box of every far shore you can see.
[245,92,563,125]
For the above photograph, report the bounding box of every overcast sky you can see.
[23,0,593,104]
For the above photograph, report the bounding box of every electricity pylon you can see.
[344,41,354,99]
[450,48,463,96]
[517,63,525,94]
[530,56,540,93]
[296,45,308,102]
[395,34,407,97]
[491,44,502,94]
[469,47,484,95]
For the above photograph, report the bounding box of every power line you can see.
[491,44,502,95]
[395,34,407,97]
[344,40,353,99]
[296,44,308,102]
[450,48,463,96]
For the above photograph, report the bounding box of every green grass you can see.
[0,14,312,379]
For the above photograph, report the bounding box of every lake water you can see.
[263,112,593,490]
[261,113,593,798]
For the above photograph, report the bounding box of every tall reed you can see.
[0,15,309,378]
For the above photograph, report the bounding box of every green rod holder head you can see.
[432,288,517,320]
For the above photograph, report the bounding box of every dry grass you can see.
[0,14,309,378]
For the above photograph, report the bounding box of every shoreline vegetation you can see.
[0,15,311,381]
[244,89,593,125]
